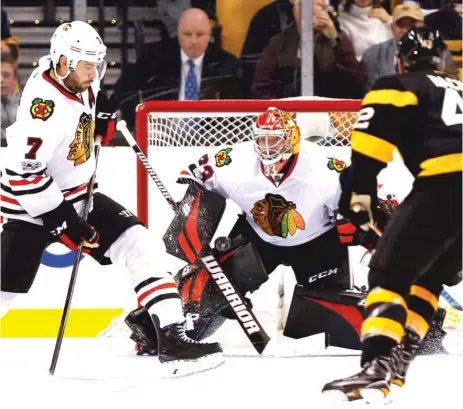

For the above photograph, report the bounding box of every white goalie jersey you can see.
[180,140,346,247]
[1,63,100,225]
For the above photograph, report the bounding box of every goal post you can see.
[135,98,362,227]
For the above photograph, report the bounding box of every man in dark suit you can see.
[114,8,244,128]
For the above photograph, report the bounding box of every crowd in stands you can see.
[1,0,462,144]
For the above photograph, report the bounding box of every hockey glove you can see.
[350,193,375,231]
[40,200,99,253]
[95,91,118,146]
[334,211,377,250]
[339,188,377,231]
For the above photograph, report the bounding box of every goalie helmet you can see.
[50,21,107,80]
[252,107,301,166]
[396,27,446,73]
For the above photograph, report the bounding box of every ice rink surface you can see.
[1,338,462,409]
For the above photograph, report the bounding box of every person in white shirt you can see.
[339,0,393,61]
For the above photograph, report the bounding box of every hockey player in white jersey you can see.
[0,21,223,375]
[122,107,401,354]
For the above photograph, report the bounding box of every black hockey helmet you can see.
[396,27,447,73]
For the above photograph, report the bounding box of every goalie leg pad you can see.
[176,264,228,341]
[174,240,268,340]
[284,285,366,350]
[163,182,226,263]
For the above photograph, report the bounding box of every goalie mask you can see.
[50,21,107,81]
[252,107,301,166]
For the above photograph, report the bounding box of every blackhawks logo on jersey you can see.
[251,193,305,238]
[67,112,95,166]
[215,148,232,167]
[30,98,55,121]
[327,157,347,173]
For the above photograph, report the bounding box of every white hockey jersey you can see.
[1,62,99,225]
[180,140,347,247]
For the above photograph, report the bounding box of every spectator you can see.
[361,3,456,92]
[424,0,462,39]
[252,0,364,100]
[157,0,216,38]
[241,0,295,97]
[1,4,10,41]
[113,8,244,128]
[1,54,20,147]
[338,0,393,61]
[1,5,19,61]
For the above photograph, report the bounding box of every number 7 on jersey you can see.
[25,137,43,160]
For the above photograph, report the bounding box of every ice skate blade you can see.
[160,352,225,378]
[321,389,353,403]
[360,387,390,405]
[387,383,403,403]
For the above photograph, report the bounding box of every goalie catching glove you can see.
[40,200,99,253]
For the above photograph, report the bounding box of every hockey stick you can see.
[441,287,463,311]
[49,144,101,376]
[359,218,463,311]
[116,120,271,354]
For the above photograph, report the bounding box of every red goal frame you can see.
[135,99,362,226]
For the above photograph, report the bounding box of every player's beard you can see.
[64,74,91,94]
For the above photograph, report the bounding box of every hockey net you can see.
[135,98,361,225]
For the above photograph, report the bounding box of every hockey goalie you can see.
[120,106,454,356]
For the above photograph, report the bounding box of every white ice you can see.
[1,338,461,409]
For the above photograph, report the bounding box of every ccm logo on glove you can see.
[41,200,99,254]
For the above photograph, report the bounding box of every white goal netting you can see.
[144,99,359,148]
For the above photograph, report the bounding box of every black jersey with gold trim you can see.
[349,71,462,191]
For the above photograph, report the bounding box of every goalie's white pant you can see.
[106,224,185,328]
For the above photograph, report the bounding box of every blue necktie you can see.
[184,59,199,100]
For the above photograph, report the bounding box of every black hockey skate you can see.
[125,307,158,356]
[152,315,224,377]
[322,348,401,403]
[392,329,420,388]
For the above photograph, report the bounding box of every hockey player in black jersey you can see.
[322,27,462,402]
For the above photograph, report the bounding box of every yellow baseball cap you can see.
[393,4,425,23]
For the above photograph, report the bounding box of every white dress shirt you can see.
[179,49,205,100]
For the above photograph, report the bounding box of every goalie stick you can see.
[116,120,271,354]
[49,144,101,376]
